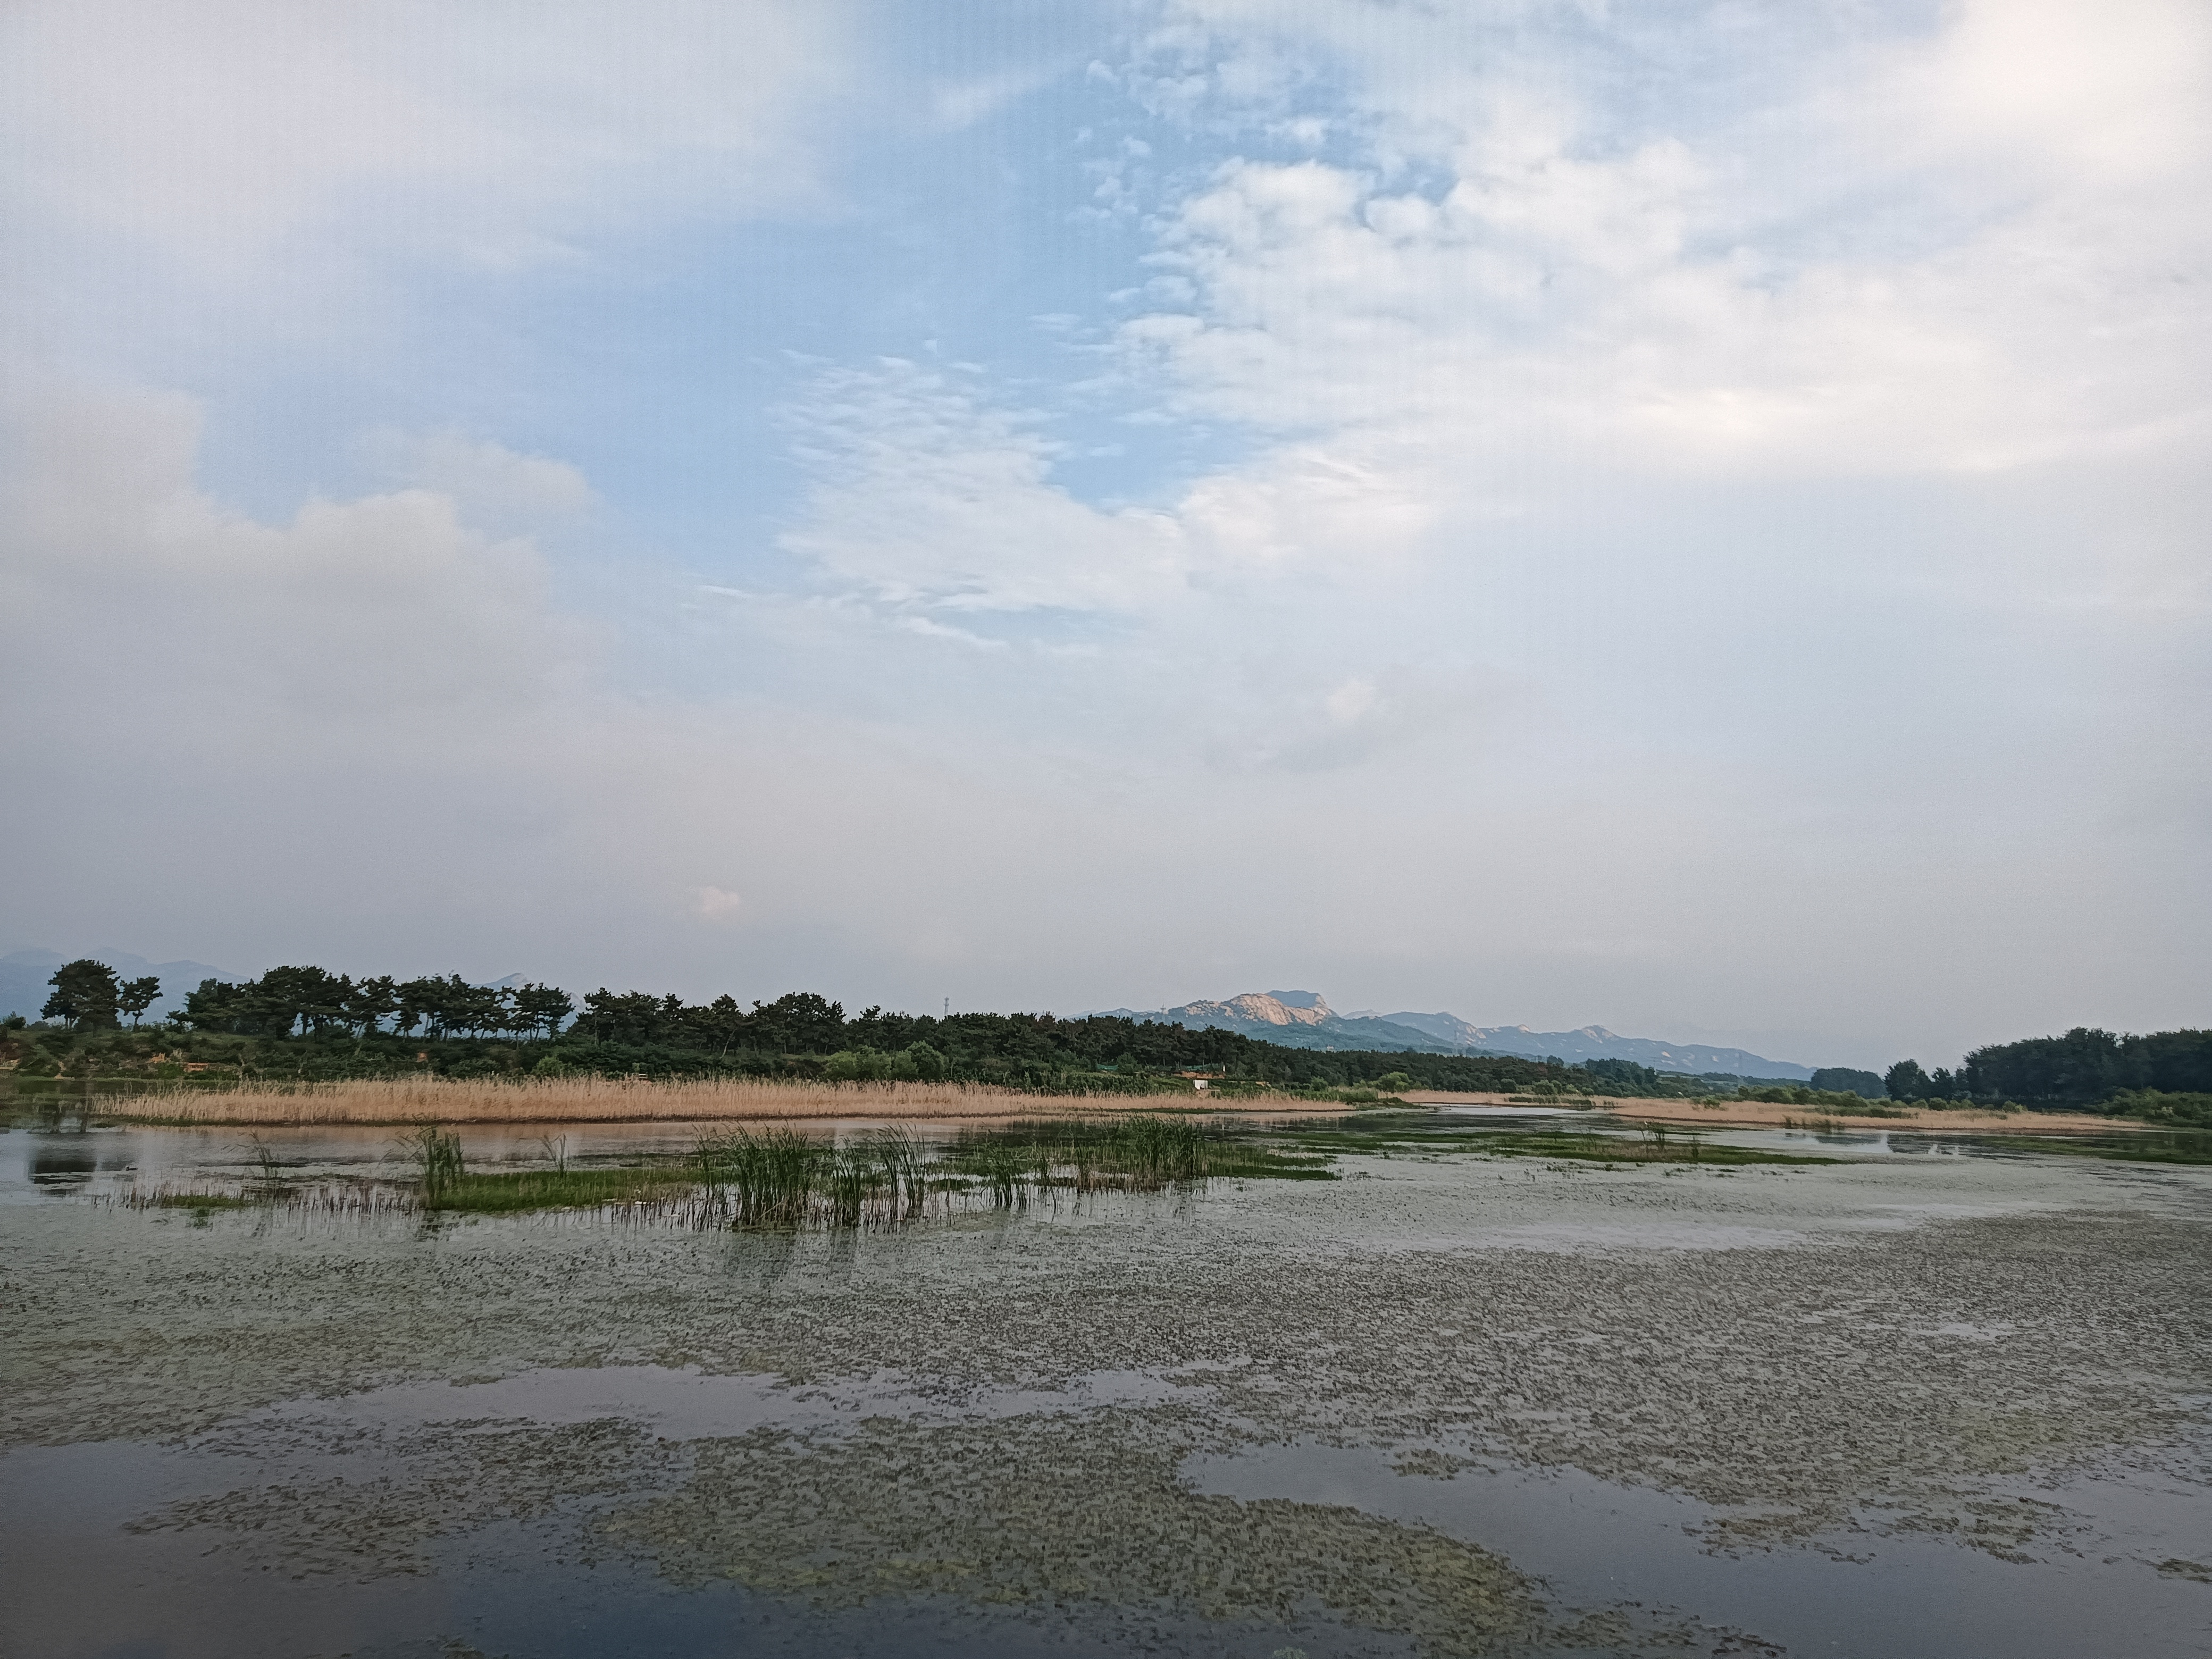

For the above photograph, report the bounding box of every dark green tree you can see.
[117,975,162,1027]
[1586,1058,1665,1094]
[1810,1067,1885,1098]
[445,977,510,1037]
[1884,1059,1930,1101]
[253,966,353,1037]
[403,975,507,1038]
[178,978,243,1031]
[42,960,121,1029]
[1958,1027,2212,1106]
[345,975,400,1037]
[700,993,747,1053]
[513,983,574,1038]
[395,976,443,1036]
[575,988,666,1044]
[748,992,845,1053]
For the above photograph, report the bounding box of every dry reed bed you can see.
[116,1075,1211,1127]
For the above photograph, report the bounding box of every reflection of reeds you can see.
[1639,1123,1704,1161]
[966,1141,1025,1208]
[868,1127,930,1220]
[109,1075,1168,1127]
[949,1115,1220,1196]
[428,1164,703,1213]
[104,1111,1335,1231]
[119,1180,417,1221]
[241,1133,285,1192]
[127,1188,257,1212]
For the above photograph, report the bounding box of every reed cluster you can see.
[109,1074,1159,1127]
[947,1114,1224,1201]
[694,1126,823,1227]
[690,1125,968,1227]
[114,1113,1330,1229]
[398,1125,468,1201]
[422,1164,706,1214]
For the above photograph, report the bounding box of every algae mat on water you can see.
[3,1118,2210,1657]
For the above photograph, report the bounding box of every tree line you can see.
[177,967,577,1040]
[33,958,2202,1113]
[39,959,165,1028]
[21,959,1584,1091]
[1899,1027,2212,1107]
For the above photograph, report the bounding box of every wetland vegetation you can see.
[454,1112,1326,1221]
[83,1109,1881,1231]
[9,1068,2211,1659]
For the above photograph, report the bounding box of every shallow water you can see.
[1186,1439,2212,1658]
[3,1112,2208,1657]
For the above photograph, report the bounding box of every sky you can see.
[2,0,2206,1070]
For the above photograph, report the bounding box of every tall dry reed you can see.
[114,1074,1169,1127]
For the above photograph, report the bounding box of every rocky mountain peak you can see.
[1182,991,1333,1027]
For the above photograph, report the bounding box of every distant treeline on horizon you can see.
[14,957,2211,1113]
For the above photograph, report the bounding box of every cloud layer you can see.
[3,0,2205,1067]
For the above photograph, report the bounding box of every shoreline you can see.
[1604,1097,2138,1135]
[5,1077,2152,1136]
[1397,1090,2145,1135]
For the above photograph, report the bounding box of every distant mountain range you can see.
[1089,990,1814,1080]
[0,948,234,1023]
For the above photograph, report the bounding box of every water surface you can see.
[4,1111,2208,1657]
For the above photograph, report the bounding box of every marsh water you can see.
[3,1109,2208,1658]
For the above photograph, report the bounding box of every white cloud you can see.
[691,886,744,923]
[763,1,2207,664]
[0,375,589,733]
[359,429,599,523]
[0,0,852,276]
[1,1,2202,1065]
[1884,0,2212,185]
[2,372,2201,1063]
[1116,0,2212,485]
[1322,676,1379,727]
[779,359,1191,615]
[931,64,1063,130]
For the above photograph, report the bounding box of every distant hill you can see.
[1358,1011,1814,1080]
[1088,992,1495,1055]
[1091,989,1813,1078]
[0,948,237,1023]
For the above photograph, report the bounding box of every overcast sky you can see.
[3,0,2205,1068]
